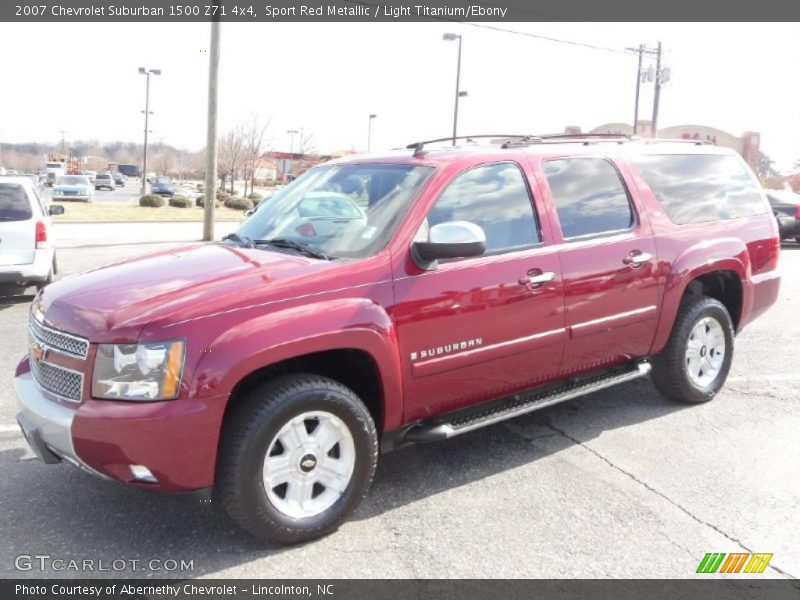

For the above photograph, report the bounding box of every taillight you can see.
[795,204,800,219]
[35,220,50,249]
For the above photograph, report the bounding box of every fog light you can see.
[129,465,158,483]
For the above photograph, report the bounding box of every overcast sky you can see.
[1,22,798,170]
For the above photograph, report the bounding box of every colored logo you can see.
[696,552,773,574]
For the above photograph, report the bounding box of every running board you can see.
[403,362,651,443]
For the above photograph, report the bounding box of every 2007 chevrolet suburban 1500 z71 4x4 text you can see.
[15,135,780,543]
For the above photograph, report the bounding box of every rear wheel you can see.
[217,374,378,544]
[651,295,734,404]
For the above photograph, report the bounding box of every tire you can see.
[651,295,734,404]
[795,236,800,244]
[217,373,378,544]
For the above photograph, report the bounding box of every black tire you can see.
[651,295,734,404]
[216,373,378,544]
[795,236,800,244]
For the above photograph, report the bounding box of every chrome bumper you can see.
[15,370,109,480]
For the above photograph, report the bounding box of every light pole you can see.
[203,22,221,242]
[443,32,463,145]
[138,67,161,195]
[286,129,298,180]
[367,114,377,152]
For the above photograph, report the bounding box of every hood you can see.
[35,243,340,342]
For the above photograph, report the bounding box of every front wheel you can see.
[217,374,378,544]
[651,295,734,404]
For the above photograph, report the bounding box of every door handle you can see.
[623,251,653,267]
[519,270,556,287]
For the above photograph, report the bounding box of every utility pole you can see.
[443,33,463,145]
[651,41,663,136]
[203,17,221,241]
[58,130,68,154]
[367,114,377,152]
[138,67,161,196]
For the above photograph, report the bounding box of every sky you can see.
[1,21,798,171]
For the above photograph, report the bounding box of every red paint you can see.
[27,142,779,493]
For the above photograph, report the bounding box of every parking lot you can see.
[0,229,798,579]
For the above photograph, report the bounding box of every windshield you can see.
[46,163,62,169]
[156,177,171,184]
[237,163,432,259]
[57,176,90,186]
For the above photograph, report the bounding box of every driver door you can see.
[392,162,566,422]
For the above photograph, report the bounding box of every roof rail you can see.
[538,133,635,141]
[406,134,538,155]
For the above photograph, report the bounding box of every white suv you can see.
[0,177,64,291]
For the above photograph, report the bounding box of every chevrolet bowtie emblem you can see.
[31,342,46,364]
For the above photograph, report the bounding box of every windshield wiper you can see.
[221,233,254,248]
[253,238,332,260]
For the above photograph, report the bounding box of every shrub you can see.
[247,193,263,201]
[195,195,221,208]
[196,183,204,192]
[229,188,239,196]
[139,194,165,208]
[168,195,192,208]
[216,190,232,203]
[224,197,254,211]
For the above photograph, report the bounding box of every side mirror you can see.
[49,204,65,216]
[244,209,255,218]
[412,221,486,269]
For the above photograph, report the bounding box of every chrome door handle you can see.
[519,271,556,286]
[623,252,653,266]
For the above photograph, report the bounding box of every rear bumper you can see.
[0,250,53,284]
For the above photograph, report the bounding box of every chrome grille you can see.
[29,318,89,359]
[29,355,84,403]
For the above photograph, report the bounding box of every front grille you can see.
[29,355,84,403]
[29,318,89,359]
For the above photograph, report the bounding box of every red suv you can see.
[15,135,780,543]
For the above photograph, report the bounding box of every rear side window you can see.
[632,154,767,224]
[543,158,634,238]
[0,184,32,222]
[428,162,540,254]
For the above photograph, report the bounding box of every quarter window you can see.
[632,154,767,224]
[427,163,540,254]
[544,158,634,239]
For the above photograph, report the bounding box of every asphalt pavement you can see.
[0,232,798,579]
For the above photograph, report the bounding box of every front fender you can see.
[191,298,404,430]
[651,237,749,354]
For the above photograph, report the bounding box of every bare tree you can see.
[218,125,245,193]
[241,114,271,197]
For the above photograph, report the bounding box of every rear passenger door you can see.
[538,157,659,374]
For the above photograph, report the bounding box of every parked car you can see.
[765,189,800,242]
[151,176,175,196]
[0,177,64,290]
[94,173,115,191]
[15,138,780,545]
[112,172,125,187]
[84,171,97,184]
[52,175,94,202]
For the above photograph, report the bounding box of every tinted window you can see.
[544,158,633,238]
[633,154,767,224]
[0,184,33,222]
[427,163,539,253]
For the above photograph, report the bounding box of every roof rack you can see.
[406,135,538,155]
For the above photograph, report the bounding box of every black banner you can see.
[3,0,800,22]
[3,579,800,600]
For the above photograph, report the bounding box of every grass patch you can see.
[52,201,245,222]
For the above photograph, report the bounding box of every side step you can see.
[403,362,651,443]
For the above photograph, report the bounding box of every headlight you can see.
[92,340,185,401]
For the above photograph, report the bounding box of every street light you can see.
[286,129,298,180]
[367,114,377,152]
[138,67,161,195]
[443,32,463,146]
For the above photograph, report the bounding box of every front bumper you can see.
[15,369,109,479]
[53,193,92,201]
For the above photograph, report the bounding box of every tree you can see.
[241,114,271,196]
[218,126,245,193]
[756,152,778,180]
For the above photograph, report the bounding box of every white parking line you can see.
[728,374,800,382]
